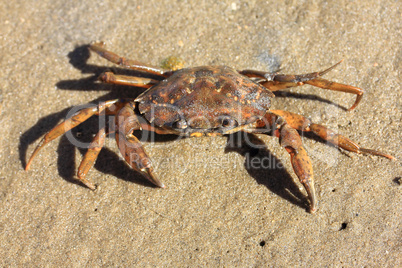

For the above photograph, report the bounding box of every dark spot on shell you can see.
[194,69,214,77]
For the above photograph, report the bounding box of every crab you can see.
[25,42,395,213]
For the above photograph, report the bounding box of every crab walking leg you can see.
[115,103,165,188]
[90,42,168,77]
[25,100,120,170]
[76,127,106,190]
[244,115,316,212]
[304,78,363,111]
[98,72,158,88]
[270,110,396,160]
[278,122,317,213]
[241,61,363,110]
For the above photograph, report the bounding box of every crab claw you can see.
[115,103,165,188]
[279,123,317,213]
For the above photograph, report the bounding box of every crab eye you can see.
[220,117,238,128]
[173,119,187,129]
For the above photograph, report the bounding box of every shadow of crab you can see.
[225,132,308,211]
[20,44,346,208]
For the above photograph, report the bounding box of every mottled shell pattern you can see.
[135,66,274,135]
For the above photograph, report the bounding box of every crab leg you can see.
[76,127,106,190]
[90,42,168,77]
[25,100,119,171]
[252,116,317,212]
[244,114,317,212]
[270,110,395,160]
[280,123,316,212]
[98,72,158,88]
[304,78,363,111]
[241,61,363,110]
[115,102,165,188]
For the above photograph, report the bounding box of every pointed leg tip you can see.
[87,183,97,191]
[76,175,96,190]
[90,41,105,48]
[152,178,165,189]
[307,198,317,214]
[383,153,397,161]
[347,102,359,111]
[141,167,165,188]
[347,97,362,111]
[378,153,396,161]
[25,157,34,171]
[359,148,396,160]
[388,155,397,161]
[83,182,96,191]
[309,206,317,214]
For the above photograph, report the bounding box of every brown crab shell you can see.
[135,66,274,130]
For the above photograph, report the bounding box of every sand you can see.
[1,0,400,266]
